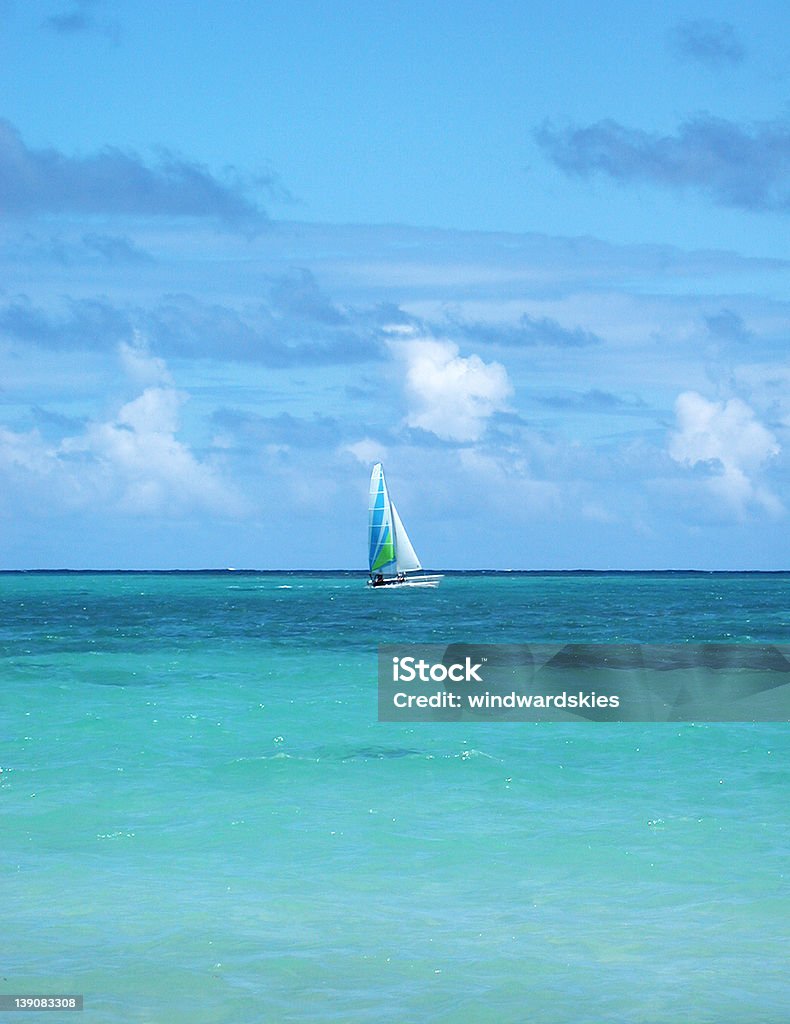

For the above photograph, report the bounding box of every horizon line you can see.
[2,568,789,576]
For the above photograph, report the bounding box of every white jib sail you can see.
[391,501,422,573]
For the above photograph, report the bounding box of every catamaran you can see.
[367,463,443,588]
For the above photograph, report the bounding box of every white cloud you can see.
[0,348,244,518]
[668,391,782,515]
[343,438,385,466]
[0,426,56,476]
[119,333,173,387]
[62,386,238,514]
[457,448,561,517]
[394,338,513,442]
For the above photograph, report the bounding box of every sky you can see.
[2,0,790,569]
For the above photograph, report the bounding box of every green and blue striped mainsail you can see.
[368,463,422,576]
[368,463,395,573]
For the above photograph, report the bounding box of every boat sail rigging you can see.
[367,463,442,588]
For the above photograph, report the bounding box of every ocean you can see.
[2,571,788,1023]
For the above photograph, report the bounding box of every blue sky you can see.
[2,0,790,568]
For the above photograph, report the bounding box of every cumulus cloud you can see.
[119,334,172,386]
[343,438,386,466]
[667,19,745,68]
[395,338,513,442]
[668,391,781,514]
[535,115,790,213]
[63,387,235,514]
[0,345,243,517]
[0,119,270,230]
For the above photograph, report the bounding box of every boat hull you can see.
[367,574,443,589]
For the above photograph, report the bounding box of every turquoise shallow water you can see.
[1,572,789,1023]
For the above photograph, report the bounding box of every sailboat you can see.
[367,463,443,588]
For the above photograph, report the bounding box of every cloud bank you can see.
[535,115,790,213]
[0,284,386,368]
[443,312,603,349]
[0,119,269,229]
